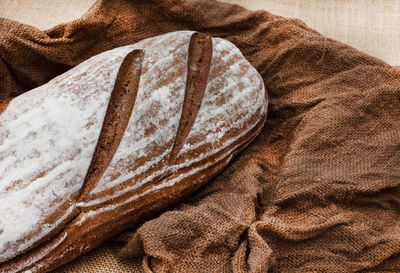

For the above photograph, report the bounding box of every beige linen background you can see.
[0,0,399,66]
[1,1,399,272]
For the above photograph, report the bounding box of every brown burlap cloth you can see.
[1,0,400,272]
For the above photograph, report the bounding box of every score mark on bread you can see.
[169,33,212,162]
[78,50,144,201]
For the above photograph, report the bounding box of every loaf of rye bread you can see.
[0,31,267,273]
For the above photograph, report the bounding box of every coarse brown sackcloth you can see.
[1,0,400,272]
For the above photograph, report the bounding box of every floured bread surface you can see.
[0,49,127,262]
[0,31,267,272]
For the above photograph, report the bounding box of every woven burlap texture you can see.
[51,243,142,273]
[1,0,400,272]
[1,0,400,65]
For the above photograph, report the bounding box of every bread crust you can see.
[0,99,11,115]
[0,31,267,272]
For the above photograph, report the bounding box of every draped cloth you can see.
[1,0,399,272]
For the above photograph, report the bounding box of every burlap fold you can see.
[1,0,399,272]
